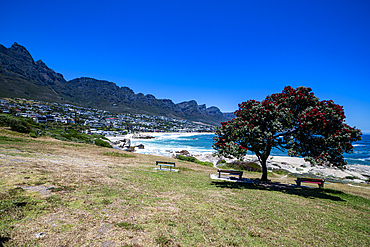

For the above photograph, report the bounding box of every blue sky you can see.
[1,0,369,132]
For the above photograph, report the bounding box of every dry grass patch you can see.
[0,129,369,246]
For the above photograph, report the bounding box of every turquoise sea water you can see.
[268,134,370,166]
[344,134,370,166]
[132,133,370,166]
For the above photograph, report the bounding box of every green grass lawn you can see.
[0,128,369,246]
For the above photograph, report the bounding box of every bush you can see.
[0,115,31,133]
[229,161,262,172]
[176,155,213,167]
[91,133,109,141]
[10,119,31,133]
[94,138,112,148]
[29,131,38,138]
[176,155,197,162]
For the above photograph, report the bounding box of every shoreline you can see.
[106,133,370,183]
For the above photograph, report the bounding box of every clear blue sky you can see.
[1,0,369,132]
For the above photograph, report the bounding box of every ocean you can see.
[131,133,370,166]
[131,133,215,156]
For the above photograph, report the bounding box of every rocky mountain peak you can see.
[36,59,47,67]
[10,42,33,59]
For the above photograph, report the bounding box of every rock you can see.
[34,232,46,238]
[132,134,155,139]
[176,150,189,156]
[125,146,135,152]
[170,151,177,158]
[117,138,130,148]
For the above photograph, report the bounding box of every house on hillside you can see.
[35,116,47,123]
[45,115,55,122]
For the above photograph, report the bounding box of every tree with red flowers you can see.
[213,86,362,181]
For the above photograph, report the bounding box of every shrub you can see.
[91,133,109,141]
[229,161,262,172]
[30,131,37,138]
[94,138,112,148]
[0,115,31,133]
[176,155,197,162]
[176,155,213,167]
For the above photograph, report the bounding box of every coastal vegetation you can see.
[175,154,214,167]
[218,160,262,172]
[0,113,109,147]
[0,128,369,246]
[0,113,32,134]
[214,86,362,181]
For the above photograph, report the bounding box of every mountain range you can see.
[0,42,234,125]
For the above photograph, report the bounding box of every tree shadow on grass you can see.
[211,179,346,202]
[0,236,11,247]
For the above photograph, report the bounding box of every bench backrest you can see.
[298,178,324,182]
[217,169,243,174]
[156,161,175,166]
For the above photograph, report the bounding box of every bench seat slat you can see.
[300,181,322,184]
[156,161,175,170]
[217,169,243,180]
[296,177,325,188]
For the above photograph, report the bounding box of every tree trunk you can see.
[260,159,268,181]
[256,153,268,181]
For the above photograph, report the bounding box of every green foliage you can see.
[29,130,38,138]
[218,161,262,172]
[0,114,31,133]
[0,114,117,148]
[94,138,112,148]
[214,86,362,181]
[230,161,262,172]
[59,129,91,142]
[176,155,197,162]
[176,155,213,167]
[91,133,109,141]
[272,169,290,175]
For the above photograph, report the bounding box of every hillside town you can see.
[0,98,216,134]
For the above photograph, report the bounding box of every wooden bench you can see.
[217,169,243,180]
[156,161,175,170]
[295,177,325,189]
